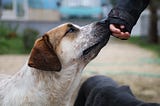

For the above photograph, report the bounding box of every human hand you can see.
[109,24,130,40]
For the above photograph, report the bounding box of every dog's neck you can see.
[10,62,83,106]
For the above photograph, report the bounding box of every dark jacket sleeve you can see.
[108,0,150,33]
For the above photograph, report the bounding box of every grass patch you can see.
[0,23,37,54]
[128,36,160,57]
[0,37,30,54]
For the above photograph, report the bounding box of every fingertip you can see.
[125,32,130,34]
[120,25,125,29]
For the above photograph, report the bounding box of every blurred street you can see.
[0,38,160,103]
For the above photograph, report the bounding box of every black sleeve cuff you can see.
[108,8,137,33]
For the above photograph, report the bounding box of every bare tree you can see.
[148,0,159,44]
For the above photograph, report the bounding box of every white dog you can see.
[0,21,110,106]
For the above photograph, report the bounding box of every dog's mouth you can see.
[83,42,101,56]
[82,37,108,56]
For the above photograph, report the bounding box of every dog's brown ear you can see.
[28,34,61,71]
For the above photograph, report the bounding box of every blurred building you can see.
[0,0,112,34]
[0,0,112,21]
[1,0,60,21]
[59,0,112,19]
[0,0,159,36]
[59,0,102,19]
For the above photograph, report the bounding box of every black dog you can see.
[74,75,160,106]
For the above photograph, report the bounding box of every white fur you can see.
[0,62,83,106]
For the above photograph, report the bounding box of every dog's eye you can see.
[67,27,75,33]
[64,27,76,36]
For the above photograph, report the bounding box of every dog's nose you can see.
[92,18,111,40]
[95,18,111,35]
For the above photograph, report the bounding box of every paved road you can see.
[85,38,160,76]
[0,38,160,103]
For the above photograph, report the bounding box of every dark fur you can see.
[28,34,61,71]
[74,75,160,106]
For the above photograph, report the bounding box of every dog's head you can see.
[28,21,110,71]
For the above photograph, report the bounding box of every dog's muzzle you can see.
[83,20,111,56]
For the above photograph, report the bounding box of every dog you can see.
[74,75,160,106]
[0,21,110,106]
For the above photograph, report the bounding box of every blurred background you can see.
[0,0,160,103]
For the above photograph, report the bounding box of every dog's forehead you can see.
[45,23,81,49]
[47,23,79,42]
[47,23,68,37]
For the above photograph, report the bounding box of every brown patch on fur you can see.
[28,23,79,71]
[47,24,69,49]
[28,34,61,71]
[47,23,78,49]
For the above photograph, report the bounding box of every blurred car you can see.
[59,0,102,19]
